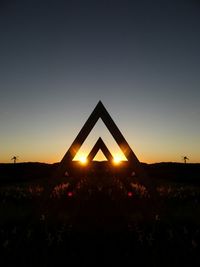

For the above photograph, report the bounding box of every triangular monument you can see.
[56,101,153,190]
[39,100,158,214]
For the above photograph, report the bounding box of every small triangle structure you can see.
[87,137,113,162]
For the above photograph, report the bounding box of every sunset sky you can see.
[0,0,200,163]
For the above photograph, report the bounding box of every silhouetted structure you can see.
[54,101,155,195]
[11,156,18,164]
[183,156,189,164]
[60,101,141,170]
[87,137,113,162]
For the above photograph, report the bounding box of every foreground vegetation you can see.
[0,163,200,266]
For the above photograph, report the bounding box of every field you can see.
[0,162,200,266]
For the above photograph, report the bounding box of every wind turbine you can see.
[182,156,189,164]
[11,156,19,164]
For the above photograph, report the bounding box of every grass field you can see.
[0,163,200,266]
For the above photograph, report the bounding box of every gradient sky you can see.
[0,0,200,163]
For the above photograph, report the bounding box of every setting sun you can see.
[113,155,123,164]
[73,152,88,164]
[78,156,88,165]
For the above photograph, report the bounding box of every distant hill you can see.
[0,162,200,184]
[143,162,200,184]
[0,162,58,183]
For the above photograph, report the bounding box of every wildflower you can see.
[155,214,160,221]
[167,229,173,240]
[57,234,63,244]
[138,233,144,244]
[46,233,53,246]
[12,226,17,235]
[40,214,45,221]
[3,240,9,248]
[192,239,198,249]
[183,226,188,235]
[27,229,32,239]
[147,233,154,246]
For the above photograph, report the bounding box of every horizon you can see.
[1,99,199,164]
[1,160,200,165]
[1,100,199,164]
[0,0,200,164]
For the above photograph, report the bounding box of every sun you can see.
[113,155,122,165]
[73,153,88,165]
[79,156,88,165]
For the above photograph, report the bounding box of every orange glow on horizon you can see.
[78,155,88,165]
[113,154,124,164]
[73,152,88,164]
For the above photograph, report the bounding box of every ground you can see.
[0,163,200,266]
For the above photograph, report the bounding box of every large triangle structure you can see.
[42,101,157,205]
[60,101,135,164]
[57,101,151,186]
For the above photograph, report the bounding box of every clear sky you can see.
[0,0,200,164]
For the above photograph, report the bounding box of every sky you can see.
[0,0,200,164]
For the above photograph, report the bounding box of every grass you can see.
[0,176,200,266]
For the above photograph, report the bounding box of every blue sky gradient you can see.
[0,0,200,163]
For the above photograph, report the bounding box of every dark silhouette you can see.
[183,156,189,163]
[87,137,113,162]
[60,101,142,170]
[11,156,18,163]
[1,162,200,184]
[55,101,155,196]
[1,161,200,267]
[2,102,199,267]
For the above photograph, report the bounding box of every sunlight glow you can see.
[113,155,123,164]
[73,152,88,164]
[78,155,88,165]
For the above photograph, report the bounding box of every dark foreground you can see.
[0,164,200,266]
